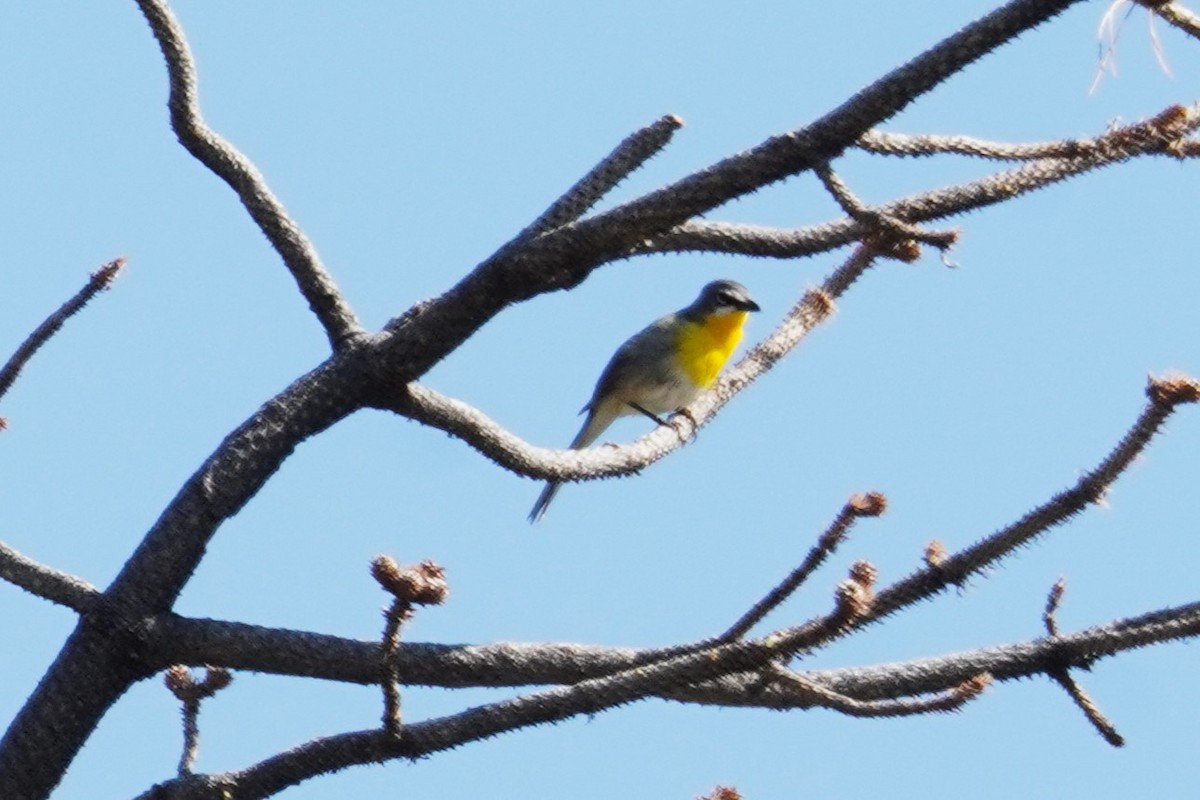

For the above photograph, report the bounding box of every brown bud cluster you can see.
[92,257,126,289]
[924,539,947,568]
[698,787,743,800]
[848,491,887,517]
[371,556,449,605]
[163,665,233,702]
[865,233,922,263]
[1147,374,1200,407]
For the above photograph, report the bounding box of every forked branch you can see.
[756,375,1200,660]
[646,103,1200,259]
[385,242,891,482]
[133,0,362,348]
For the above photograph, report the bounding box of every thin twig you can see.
[514,115,684,241]
[164,666,233,777]
[133,0,363,348]
[1040,577,1125,746]
[757,376,1200,660]
[858,130,1102,160]
[1049,671,1126,746]
[719,492,886,642]
[1044,578,1067,637]
[0,540,100,612]
[384,243,878,481]
[371,558,449,736]
[380,600,410,735]
[764,663,991,718]
[0,258,123,403]
[645,103,1200,259]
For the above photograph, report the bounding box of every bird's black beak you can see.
[741,298,761,312]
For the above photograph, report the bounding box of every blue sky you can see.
[2,2,1200,798]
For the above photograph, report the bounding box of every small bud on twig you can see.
[371,556,449,605]
[924,539,947,568]
[1147,373,1200,407]
[848,491,888,517]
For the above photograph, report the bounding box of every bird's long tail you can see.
[528,481,562,524]
[528,404,616,523]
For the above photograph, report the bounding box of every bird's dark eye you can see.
[718,290,734,304]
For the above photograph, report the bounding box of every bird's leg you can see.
[627,402,669,426]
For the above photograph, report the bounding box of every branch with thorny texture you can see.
[1041,579,1125,746]
[510,114,684,243]
[763,663,992,719]
[813,162,960,252]
[138,576,886,800]
[137,572,1200,799]
[163,666,233,777]
[676,597,1200,710]
[0,258,123,405]
[0,1,1145,797]
[750,375,1200,662]
[73,373,1200,800]
[150,595,1200,708]
[132,0,363,348]
[370,558,449,736]
[643,102,1200,259]
[718,492,887,643]
[369,0,1089,392]
[0,541,99,613]
[383,240,899,482]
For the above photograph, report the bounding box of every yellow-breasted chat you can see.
[529,279,760,522]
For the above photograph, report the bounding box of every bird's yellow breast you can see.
[675,310,749,389]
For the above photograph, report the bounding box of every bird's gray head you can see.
[685,280,761,319]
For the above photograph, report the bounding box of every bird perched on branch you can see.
[529,279,760,523]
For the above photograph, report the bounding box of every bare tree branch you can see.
[1041,579,1125,746]
[0,353,367,799]
[763,663,992,719]
[0,541,99,613]
[646,103,1200,258]
[718,492,887,643]
[151,596,1200,705]
[140,635,797,800]
[382,244,874,480]
[0,258,123,405]
[163,666,233,777]
[370,558,449,736]
[371,0,1089,390]
[132,0,363,348]
[513,115,684,242]
[793,375,1200,646]
[7,1,1193,796]
[139,591,1200,800]
[1043,577,1067,637]
[856,129,1106,160]
[813,162,960,251]
[690,598,1200,708]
